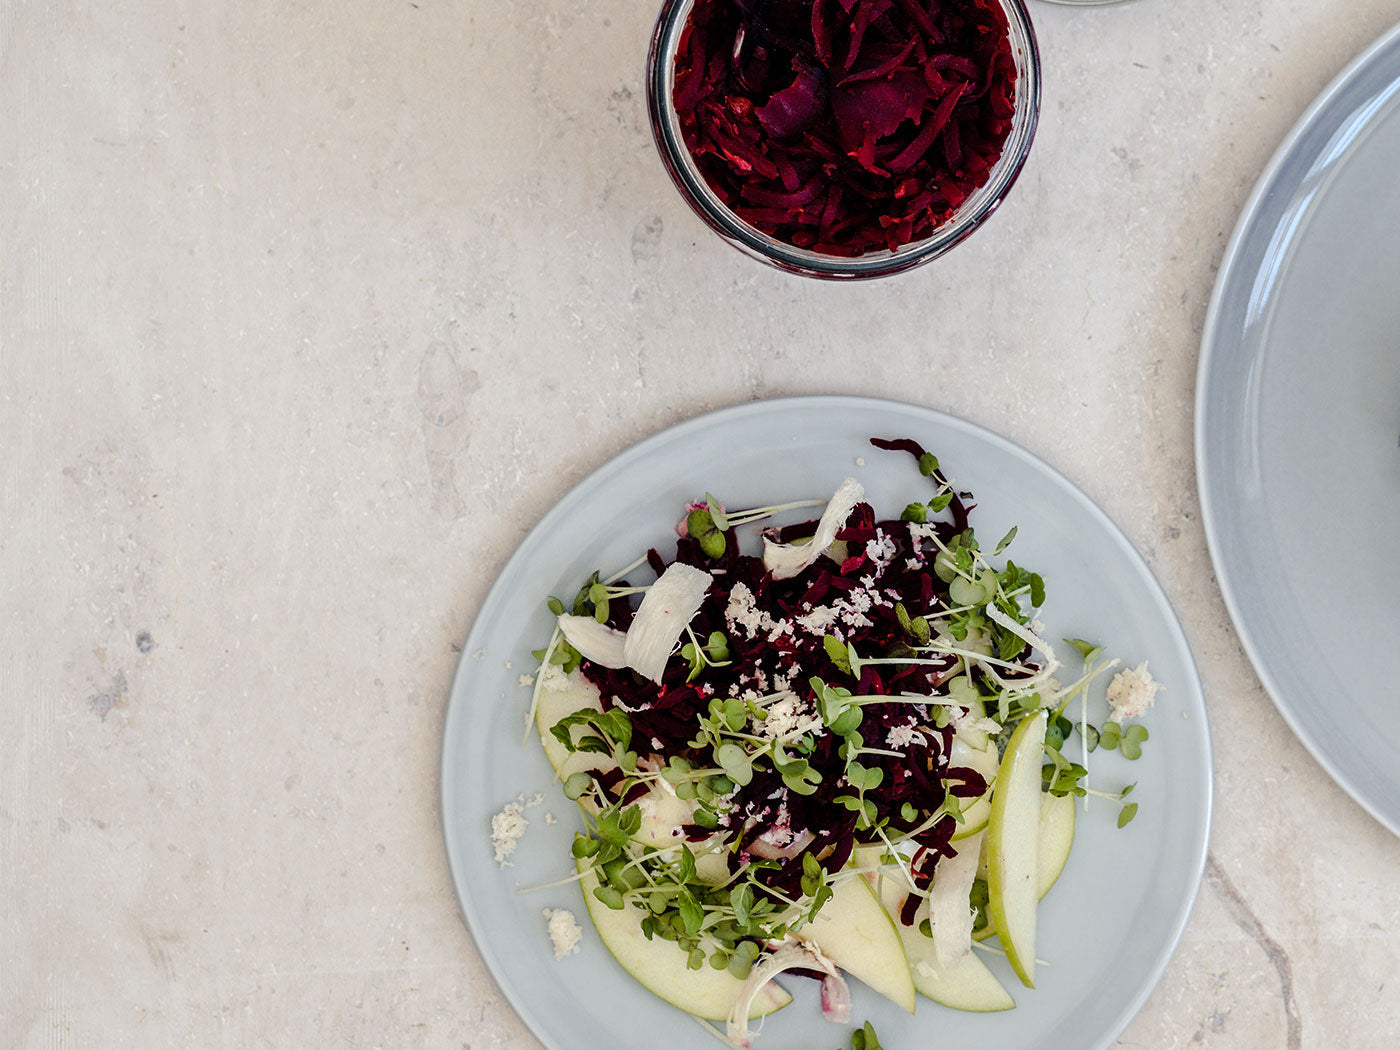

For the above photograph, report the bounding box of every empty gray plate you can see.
[442,396,1211,1050]
[1198,22,1400,836]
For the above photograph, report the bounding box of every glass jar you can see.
[646,0,1042,280]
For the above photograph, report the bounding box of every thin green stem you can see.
[523,627,563,745]
[725,499,827,528]
[602,553,650,587]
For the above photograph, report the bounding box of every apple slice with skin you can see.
[852,845,1013,1012]
[975,791,1077,900]
[948,737,999,841]
[985,710,1046,988]
[906,918,1015,1013]
[1036,792,1075,894]
[534,670,615,779]
[875,873,1014,1012]
[794,876,916,1013]
[534,671,701,848]
[973,790,1076,943]
[577,863,791,1021]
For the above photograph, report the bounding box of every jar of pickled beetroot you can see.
[646,0,1040,279]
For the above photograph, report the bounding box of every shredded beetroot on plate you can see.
[673,0,1018,256]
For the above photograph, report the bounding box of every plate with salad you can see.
[441,395,1211,1050]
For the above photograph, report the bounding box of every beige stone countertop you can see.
[4,0,1399,1046]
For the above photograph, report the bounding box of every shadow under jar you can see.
[647,0,1041,279]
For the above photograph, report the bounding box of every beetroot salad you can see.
[671,0,1020,256]
[525,437,1153,1042]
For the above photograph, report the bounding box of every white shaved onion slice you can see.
[762,478,865,581]
[556,614,628,669]
[726,942,847,1048]
[622,562,712,683]
[929,830,984,966]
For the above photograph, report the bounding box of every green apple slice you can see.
[945,677,991,748]
[577,863,791,1021]
[852,845,1013,1013]
[975,791,1077,899]
[972,789,1077,942]
[795,876,916,1013]
[870,871,1014,1012]
[948,737,998,840]
[1037,792,1075,896]
[534,671,615,778]
[980,795,1075,901]
[534,671,700,847]
[909,927,1015,1012]
[985,710,1046,988]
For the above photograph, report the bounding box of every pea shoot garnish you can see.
[847,1021,884,1050]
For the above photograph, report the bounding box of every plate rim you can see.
[1195,19,1400,838]
[442,393,1213,1050]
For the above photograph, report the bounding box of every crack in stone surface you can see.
[1206,853,1302,1049]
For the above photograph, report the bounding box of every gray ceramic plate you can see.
[1197,23,1400,837]
[442,396,1211,1050]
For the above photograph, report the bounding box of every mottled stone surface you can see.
[4,1,1399,1047]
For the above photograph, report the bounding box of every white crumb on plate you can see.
[490,801,528,867]
[1106,662,1163,723]
[544,907,582,959]
[518,673,535,688]
[855,456,865,467]
[544,812,556,824]
[490,794,545,867]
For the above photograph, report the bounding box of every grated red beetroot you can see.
[673,0,1018,256]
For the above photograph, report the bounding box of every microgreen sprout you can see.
[1090,720,1149,759]
[772,742,822,795]
[900,490,955,523]
[1069,783,1140,828]
[800,853,834,921]
[531,637,582,673]
[681,626,733,683]
[704,493,729,530]
[894,602,932,646]
[588,582,610,623]
[1113,782,1140,826]
[687,506,728,559]
[823,634,855,676]
[993,525,1018,555]
[847,1020,884,1050]
[601,552,650,587]
[689,496,831,559]
[1120,724,1149,760]
[1041,747,1088,798]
